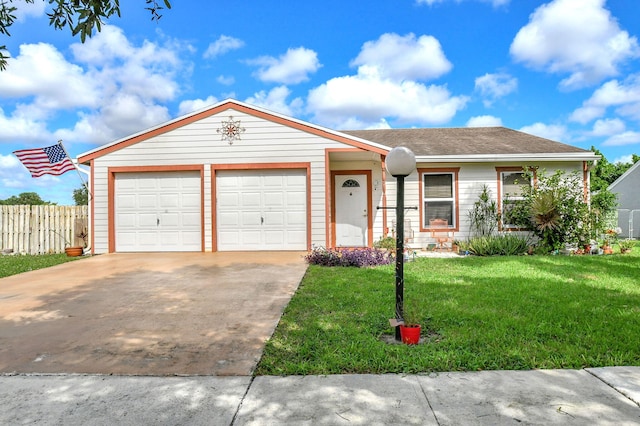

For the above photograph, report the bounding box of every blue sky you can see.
[1,0,639,205]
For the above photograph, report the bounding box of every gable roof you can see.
[343,127,598,162]
[608,160,640,192]
[77,99,389,164]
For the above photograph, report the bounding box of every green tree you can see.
[73,185,88,205]
[509,169,591,252]
[0,0,171,70]
[0,192,53,205]
[590,147,635,191]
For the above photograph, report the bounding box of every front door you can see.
[335,174,369,246]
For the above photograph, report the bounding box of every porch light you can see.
[385,146,416,341]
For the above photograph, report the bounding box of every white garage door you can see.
[217,169,307,251]
[115,171,201,252]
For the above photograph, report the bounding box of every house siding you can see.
[90,108,359,253]
[609,163,640,238]
[384,161,583,249]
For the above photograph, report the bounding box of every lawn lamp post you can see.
[385,146,416,341]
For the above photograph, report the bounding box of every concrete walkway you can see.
[1,367,639,425]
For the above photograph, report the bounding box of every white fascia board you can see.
[415,152,600,163]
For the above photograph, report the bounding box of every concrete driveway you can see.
[0,252,307,376]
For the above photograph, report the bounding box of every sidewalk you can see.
[1,367,639,425]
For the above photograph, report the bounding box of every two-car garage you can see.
[113,168,308,252]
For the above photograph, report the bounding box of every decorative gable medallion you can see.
[217,116,246,145]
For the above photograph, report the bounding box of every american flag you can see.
[13,143,76,178]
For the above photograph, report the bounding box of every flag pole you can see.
[57,140,92,252]
[57,140,92,201]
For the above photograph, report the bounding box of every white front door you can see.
[335,174,368,246]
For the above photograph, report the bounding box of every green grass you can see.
[256,249,640,375]
[0,253,84,278]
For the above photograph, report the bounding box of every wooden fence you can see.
[0,205,88,255]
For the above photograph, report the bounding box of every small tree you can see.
[468,184,498,237]
[73,186,89,205]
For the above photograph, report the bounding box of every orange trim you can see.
[210,162,312,252]
[583,161,590,202]
[381,156,388,236]
[324,150,331,248]
[418,167,460,233]
[330,170,374,248]
[107,165,205,253]
[79,101,388,164]
[89,159,95,255]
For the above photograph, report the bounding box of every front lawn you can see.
[0,253,84,278]
[256,249,640,375]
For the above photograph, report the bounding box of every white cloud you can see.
[203,35,245,59]
[217,75,235,85]
[466,115,503,127]
[613,154,634,164]
[307,65,468,129]
[0,43,100,110]
[416,0,509,6]
[350,33,452,81]
[603,131,640,147]
[56,94,171,144]
[519,123,568,142]
[474,72,517,106]
[510,0,639,90]
[250,47,321,85]
[0,25,186,146]
[570,75,640,123]
[178,96,220,116]
[244,86,304,117]
[0,107,51,143]
[590,118,626,136]
[11,0,46,20]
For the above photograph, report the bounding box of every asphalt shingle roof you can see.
[342,127,591,156]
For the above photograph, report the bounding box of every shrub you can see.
[468,184,499,237]
[373,236,396,251]
[305,247,391,267]
[507,168,591,251]
[459,234,530,256]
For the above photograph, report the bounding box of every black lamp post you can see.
[385,146,416,341]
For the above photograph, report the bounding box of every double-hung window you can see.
[498,168,532,229]
[421,169,459,229]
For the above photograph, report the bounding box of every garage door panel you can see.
[242,192,261,207]
[218,211,239,226]
[241,231,262,245]
[217,169,307,251]
[287,211,306,226]
[159,194,179,208]
[115,171,201,252]
[181,212,202,227]
[241,211,261,226]
[265,211,284,226]
[139,194,157,209]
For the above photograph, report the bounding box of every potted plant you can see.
[619,239,635,254]
[65,227,88,257]
[399,300,422,345]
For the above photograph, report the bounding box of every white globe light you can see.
[386,146,416,177]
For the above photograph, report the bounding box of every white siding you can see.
[90,109,358,253]
[386,162,584,249]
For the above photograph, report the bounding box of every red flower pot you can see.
[400,325,421,345]
[65,246,83,257]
